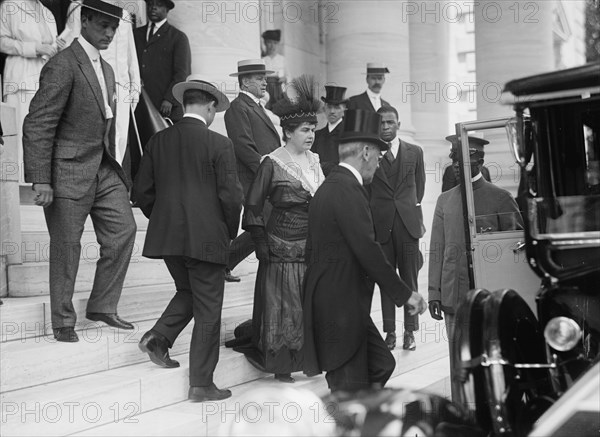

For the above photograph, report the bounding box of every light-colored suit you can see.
[23,39,136,329]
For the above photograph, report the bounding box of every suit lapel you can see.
[146,22,169,48]
[394,141,414,189]
[361,92,376,112]
[72,40,106,118]
[241,93,279,137]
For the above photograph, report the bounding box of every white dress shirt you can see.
[366,88,382,111]
[79,36,113,119]
[328,118,343,133]
[147,18,167,41]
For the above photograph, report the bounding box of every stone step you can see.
[0,281,254,343]
[2,320,449,437]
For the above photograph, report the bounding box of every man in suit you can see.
[23,0,137,343]
[223,59,281,282]
[133,0,191,123]
[311,85,347,176]
[134,76,243,402]
[428,135,523,400]
[347,63,391,113]
[369,106,425,351]
[441,135,491,192]
[303,109,427,393]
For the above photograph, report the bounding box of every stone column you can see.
[325,0,415,139]
[474,0,554,192]
[0,103,23,297]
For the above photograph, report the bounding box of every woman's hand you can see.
[36,43,57,58]
[56,37,68,51]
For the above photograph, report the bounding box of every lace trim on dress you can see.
[262,147,324,196]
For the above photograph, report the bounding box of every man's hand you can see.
[429,300,443,320]
[160,100,173,117]
[405,291,427,316]
[36,43,57,58]
[32,184,54,207]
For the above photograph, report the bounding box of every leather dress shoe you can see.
[385,332,396,350]
[138,331,179,368]
[53,327,79,343]
[403,331,416,351]
[189,383,232,402]
[224,269,241,282]
[275,373,295,383]
[86,312,134,330]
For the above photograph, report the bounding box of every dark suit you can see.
[133,116,243,386]
[311,121,343,176]
[303,166,413,392]
[347,92,391,113]
[133,22,191,123]
[23,39,136,329]
[369,140,425,334]
[224,92,281,270]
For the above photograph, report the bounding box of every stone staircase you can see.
[0,205,449,437]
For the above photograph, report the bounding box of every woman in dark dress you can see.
[233,75,324,382]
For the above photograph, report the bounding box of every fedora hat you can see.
[321,86,348,105]
[143,0,175,10]
[338,109,388,150]
[172,75,230,112]
[262,29,281,42]
[445,134,489,153]
[229,59,274,77]
[365,62,390,75]
[75,0,124,20]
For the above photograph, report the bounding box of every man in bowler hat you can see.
[311,85,348,176]
[347,63,391,113]
[303,109,427,393]
[134,76,243,402]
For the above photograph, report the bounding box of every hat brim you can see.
[321,97,348,105]
[229,69,275,77]
[71,0,127,21]
[338,134,389,151]
[143,0,174,10]
[445,135,489,146]
[172,82,230,112]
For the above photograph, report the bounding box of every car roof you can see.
[503,62,600,96]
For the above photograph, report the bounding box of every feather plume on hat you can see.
[272,75,322,126]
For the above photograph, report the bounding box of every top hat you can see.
[172,75,230,112]
[366,62,390,75]
[321,86,348,105]
[76,0,124,20]
[338,109,388,150]
[230,59,274,77]
[262,29,281,42]
[445,134,489,153]
[143,0,175,10]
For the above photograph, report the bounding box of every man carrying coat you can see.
[133,76,244,402]
[303,109,427,393]
[369,106,425,351]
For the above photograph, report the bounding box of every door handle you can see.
[513,241,526,253]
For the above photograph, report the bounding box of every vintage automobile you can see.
[451,63,600,437]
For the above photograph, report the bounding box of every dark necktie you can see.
[385,143,394,163]
[148,22,155,42]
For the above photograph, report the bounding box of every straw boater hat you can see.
[321,86,348,105]
[445,134,489,154]
[272,75,321,126]
[172,75,230,112]
[74,0,124,20]
[229,59,274,77]
[365,62,390,75]
[338,109,389,150]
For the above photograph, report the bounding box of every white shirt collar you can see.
[78,35,101,62]
[240,90,262,106]
[183,113,207,124]
[149,18,167,31]
[471,172,483,182]
[366,88,381,100]
[339,162,363,185]
[328,118,343,132]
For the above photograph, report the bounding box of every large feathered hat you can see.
[272,75,322,126]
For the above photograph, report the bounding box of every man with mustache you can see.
[133,0,191,123]
[347,63,391,113]
[23,0,137,342]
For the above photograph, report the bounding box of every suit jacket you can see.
[133,117,244,265]
[23,39,128,199]
[428,178,523,313]
[311,121,343,176]
[303,166,413,373]
[133,22,191,122]
[224,92,281,195]
[369,139,426,241]
[347,91,391,113]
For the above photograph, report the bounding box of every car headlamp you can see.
[543,317,582,352]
